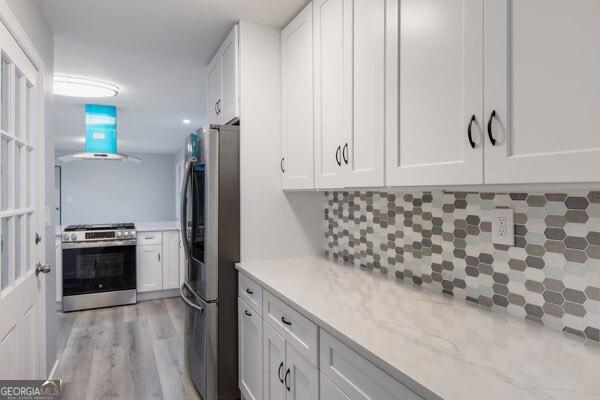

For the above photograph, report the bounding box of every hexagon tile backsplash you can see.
[324,191,600,342]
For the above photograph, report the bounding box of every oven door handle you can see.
[61,239,136,249]
[180,159,194,262]
[180,282,204,313]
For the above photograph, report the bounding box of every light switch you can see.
[492,208,514,246]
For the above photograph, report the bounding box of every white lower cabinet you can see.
[136,244,162,292]
[136,230,180,293]
[320,373,350,400]
[263,322,318,400]
[239,298,263,400]
[239,273,425,400]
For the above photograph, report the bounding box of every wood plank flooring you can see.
[54,297,201,400]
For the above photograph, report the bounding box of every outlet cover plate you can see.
[492,208,514,246]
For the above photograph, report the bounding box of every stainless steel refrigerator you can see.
[180,125,240,400]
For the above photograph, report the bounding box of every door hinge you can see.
[35,232,42,245]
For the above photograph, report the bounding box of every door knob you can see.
[35,263,52,276]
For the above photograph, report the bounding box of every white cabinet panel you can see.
[281,3,315,190]
[263,291,318,366]
[239,299,263,400]
[314,0,350,188]
[285,344,318,400]
[263,322,287,400]
[320,372,350,400]
[344,0,386,188]
[136,244,162,292]
[161,231,179,290]
[239,272,263,316]
[386,0,484,186]
[484,0,600,184]
[220,25,239,124]
[320,330,422,400]
[207,56,221,125]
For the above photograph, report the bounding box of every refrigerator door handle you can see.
[180,282,204,313]
[180,159,194,262]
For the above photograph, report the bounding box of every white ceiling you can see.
[37,0,308,154]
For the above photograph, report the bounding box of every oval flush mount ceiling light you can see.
[54,76,119,98]
[182,119,191,124]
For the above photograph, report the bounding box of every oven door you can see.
[62,241,136,296]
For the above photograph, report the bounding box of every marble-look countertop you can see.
[134,221,180,232]
[236,256,600,400]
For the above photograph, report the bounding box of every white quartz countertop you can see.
[134,221,180,232]
[236,256,600,400]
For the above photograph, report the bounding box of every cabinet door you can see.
[220,25,240,124]
[314,0,351,189]
[386,0,484,186]
[136,244,162,292]
[343,0,386,188]
[281,3,315,190]
[285,344,318,400]
[207,55,221,125]
[320,373,350,400]
[239,299,263,400]
[484,0,600,184]
[263,322,287,400]
[161,231,179,290]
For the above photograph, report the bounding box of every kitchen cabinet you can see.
[161,231,180,290]
[136,244,162,293]
[238,298,263,400]
[313,0,349,188]
[207,25,240,125]
[385,0,484,187]
[311,0,387,189]
[320,373,350,400]
[263,305,318,400]
[281,3,315,190]
[483,0,600,184]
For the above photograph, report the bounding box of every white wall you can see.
[5,0,55,374]
[239,21,323,261]
[56,152,176,225]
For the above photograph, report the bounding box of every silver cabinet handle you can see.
[158,253,161,262]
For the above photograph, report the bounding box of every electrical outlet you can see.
[492,208,514,246]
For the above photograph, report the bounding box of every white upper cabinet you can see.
[484,0,600,184]
[207,25,240,125]
[313,0,349,189]
[343,0,386,188]
[386,0,484,187]
[207,56,221,125]
[281,3,315,190]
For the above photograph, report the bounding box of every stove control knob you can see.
[70,234,77,241]
[123,231,129,237]
[116,231,122,237]
[130,230,136,236]
[62,233,69,241]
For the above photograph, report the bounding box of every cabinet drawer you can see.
[137,232,162,245]
[239,273,263,316]
[263,291,318,366]
[320,330,423,400]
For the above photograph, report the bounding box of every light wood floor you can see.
[54,297,202,400]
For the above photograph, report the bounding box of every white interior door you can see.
[281,3,315,190]
[386,0,484,186]
[484,0,600,184]
[0,15,45,379]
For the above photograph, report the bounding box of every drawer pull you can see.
[284,368,290,391]
[281,316,292,326]
[244,310,252,317]
[246,288,254,295]
[145,236,154,240]
[278,362,284,383]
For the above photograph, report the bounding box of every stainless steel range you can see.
[61,223,137,312]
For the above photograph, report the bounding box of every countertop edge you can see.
[235,261,443,400]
